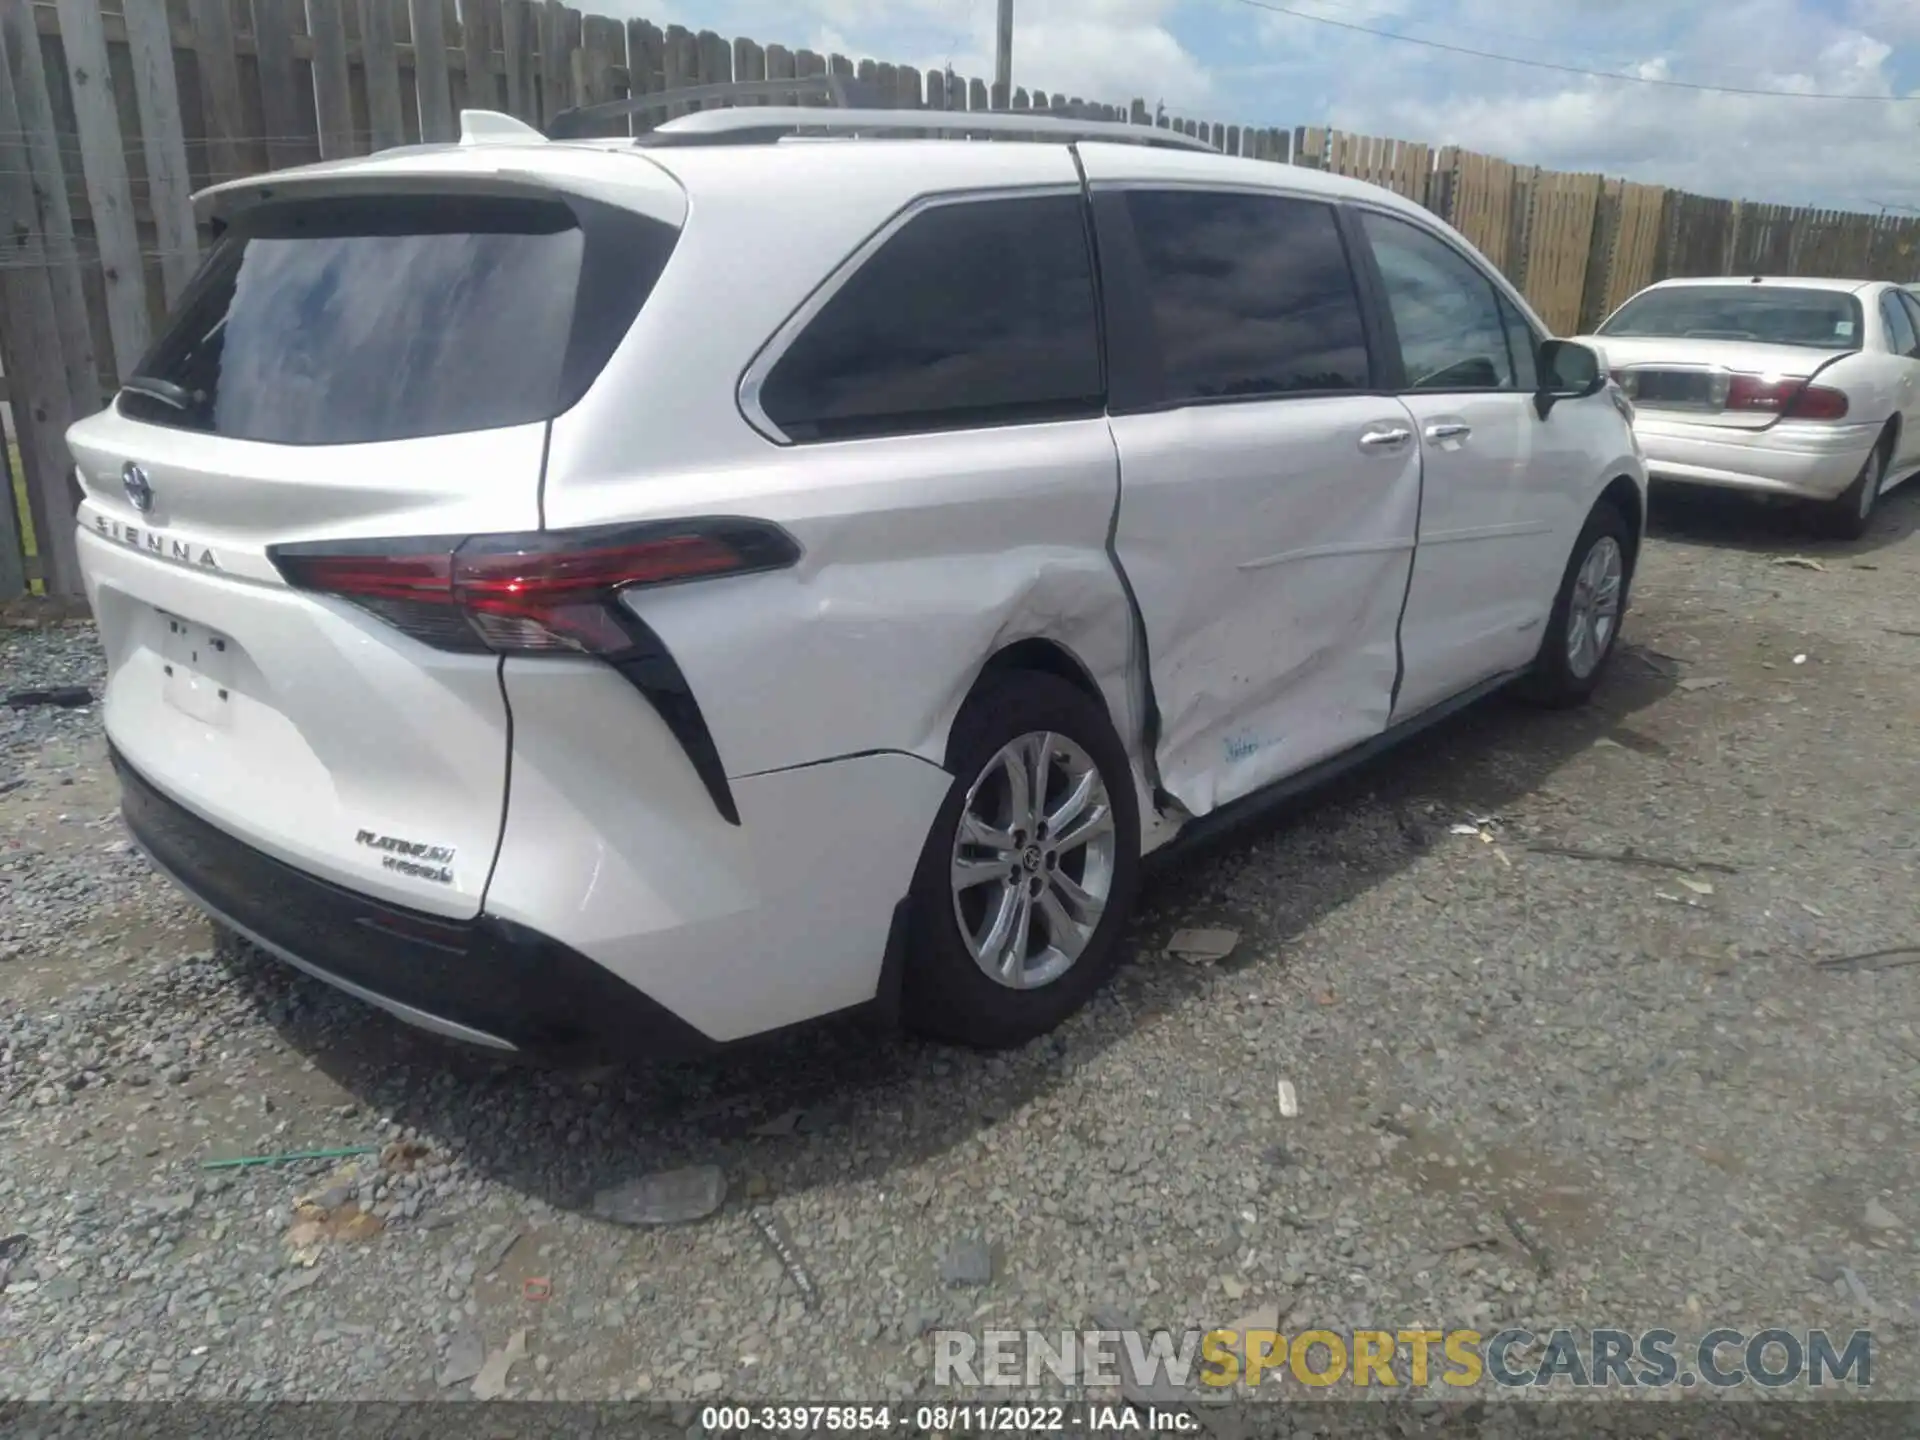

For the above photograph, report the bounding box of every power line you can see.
[1231,0,1920,102]
[1271,0,1863,87]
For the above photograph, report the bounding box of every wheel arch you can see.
[976,636,1108,705]
[946,636,1136,787]
[1597,473,1645,573]
[1877,411,1900,460]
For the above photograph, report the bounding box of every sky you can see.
[586,0,1920,212]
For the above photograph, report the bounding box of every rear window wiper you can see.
[122,375,200,411]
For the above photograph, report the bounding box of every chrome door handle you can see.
[1358,426,1412,448]
[1425,422,1471,440]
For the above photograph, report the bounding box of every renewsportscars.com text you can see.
[934,1326,1872,1392]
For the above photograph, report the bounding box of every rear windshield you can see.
[1598,285,1862,350]
[120,193,678,445]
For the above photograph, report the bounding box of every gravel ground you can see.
[2,487,1917,1411]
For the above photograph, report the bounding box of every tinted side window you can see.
[1122,190,1370,401]
[1901,291,1920,349]
[758,194,1102,441]
[1362,211,1514,391]
[1881,292,1919,358]
[1500,295,1540,391]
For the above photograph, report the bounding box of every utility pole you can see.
[994,0,1013,103]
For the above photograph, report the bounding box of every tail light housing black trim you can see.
[268,519,802,826]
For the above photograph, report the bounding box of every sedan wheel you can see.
[1817,442,1887,540]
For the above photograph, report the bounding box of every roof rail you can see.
[630,105,1219,154]
[547,76,868,139]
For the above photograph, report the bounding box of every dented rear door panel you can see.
[1107,399,1421,817]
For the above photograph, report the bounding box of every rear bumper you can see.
[112,744,716,1061]
[1634,417,1880,500]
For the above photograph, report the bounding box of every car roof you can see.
[195,120,1441,230]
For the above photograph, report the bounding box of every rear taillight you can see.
[1725,374,1849,421]
[1783,384,1849,421]
[269,520,800,657]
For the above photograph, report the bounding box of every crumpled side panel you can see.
[1109,398,1424,817]
[606,419,1145,791]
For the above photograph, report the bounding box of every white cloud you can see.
[1230,0,1920,207]
[590,0,1211,106]
[560,0,1918,208]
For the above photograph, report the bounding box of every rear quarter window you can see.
[119,193,678,445]
[754,192,1104,442]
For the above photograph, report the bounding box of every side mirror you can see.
[1534,339,1607,419]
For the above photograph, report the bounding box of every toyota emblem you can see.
[122,462,154,514]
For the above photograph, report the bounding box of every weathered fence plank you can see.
[357,0,404,147]
[56,0,150,379]
[0,5,83,594]
[461,0,499,111]
[251,0,306,167]
[2,0,100,407]
[305,0,354,155]
[626,17,662,129]
[538,0,567,124]
[407,0,453,140]
[184,0,245,180]
[499,0,532,122]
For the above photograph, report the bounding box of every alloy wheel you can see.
[949,730,1117,989]
[1566,535,1624,680]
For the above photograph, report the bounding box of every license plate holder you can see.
[1635,371,1715,408]
[160,613,235,725]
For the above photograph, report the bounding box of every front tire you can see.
[1814,438,1887,541]
[903,671,1141,1048]
[1522,501,1632,708]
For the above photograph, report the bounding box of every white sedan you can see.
[1577,276,1920,537]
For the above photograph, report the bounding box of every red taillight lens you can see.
[1724,373,1849,421]
[1784,384,1849,421]
[1725,374,1801,412]
[270,521,800,656]
[278,550,455,602]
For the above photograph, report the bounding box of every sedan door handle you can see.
[1425,421,1471,441]
[1358,425,1413,449]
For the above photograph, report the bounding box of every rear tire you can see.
[1813,437,1888,541]
[903,671,1140,1049]
[1521,501,1633,708]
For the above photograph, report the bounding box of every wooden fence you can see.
[3,0,1919,596]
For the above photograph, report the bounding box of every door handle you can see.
[1358,425,1412,449]
[1425,422,1471,441]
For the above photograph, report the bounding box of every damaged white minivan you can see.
[69,103,1646,1060]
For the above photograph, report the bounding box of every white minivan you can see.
[68,104,1646,1060]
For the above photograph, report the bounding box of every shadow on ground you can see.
[1647,472,1919,557]
[217,648,1679,1216]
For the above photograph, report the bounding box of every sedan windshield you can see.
[1598,285,1862,350]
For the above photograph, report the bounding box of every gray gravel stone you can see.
[4,501,1920,1401]
[590,1166,727,1227]
[939,1237,996,1288]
